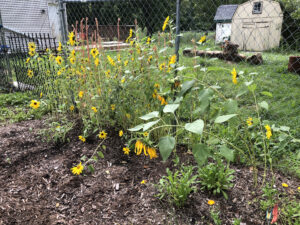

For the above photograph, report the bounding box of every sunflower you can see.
[78,91,84,98]
[71,49,76,57]
[162,16,170,31]
[199,35,206,44]
[68,32,75,46]
[111,104,115,111]
[94,58,99,67]
[90,48,99,58]
[126,29,133,43]
[27,69,34,78]
[55,56,63,65]
[169,55,176,65]
[231,68,238,85]
[123,147,130,155]
[246,117,253,126]
[29,100,40,109]
[265,125,272,139]
[146,37,151,45]
[119,130,123,137]
[91,107,97,113]
[57,42,62,52]
[124,60,129,66]
[69,57,75,64]
[26,58,30,63]
[79,136,86,142]
[70,105,75,111]
[148,55,153,63]
[28,42,36,51]
[28,50,35,57]
[71,162,84,175]
[107,55,116,66]
[98,131,107,139]
[147,147,158,159]
[159,63,166,71]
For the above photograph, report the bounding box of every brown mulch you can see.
[0,119,299,225]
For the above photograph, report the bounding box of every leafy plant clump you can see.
[156,165,198,207]
[198,158,235,199]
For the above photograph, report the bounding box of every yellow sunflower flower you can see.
[282,183,288,188]
[246,117,253,126]
[207,200,215,205]
[126,113,131,119]
[27,69,34,78]
[70,105,75,111]
[71,49,76,57]
[265,125,272,139]
[111,104,116,111]
[159,63,166,71]
[231,68,238,85]
[140,180,147,184]
[143,132,149,137]
[107,55,116,66]
[28,42,36,51]
[162,16,170,31]
[148,55,153,63]
[126,29,133,43]
[91,107,97,113]
[94,58,99,67]
[199,35,206,44]
[147,147,158,159]
[124,60,129,66]
[68,32,75,46]
[147,37,151,45]
[90,48,99,58]
[119,130,123,137]
[98,131,107,139]
[57,42,62,52]
[123,147,130,155]
[69,57,75,64]
[29,100,40,109]
[79,136,86,142]
[28,50,35,57]
[55,56,63,65]
[78,91,84,98]
[71,162,84,175]
[169,54,176,65]
[26,58,30,63]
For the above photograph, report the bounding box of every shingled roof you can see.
[214,4,238,22]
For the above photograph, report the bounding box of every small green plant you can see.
[259,183,278,211]
[156,165,198,207]
[198,158,235,199]
[233,218,241,225]
[210,208,222,225]
[280,199,300,225]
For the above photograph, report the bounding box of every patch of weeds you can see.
[210,208,222,225]
[156,165,198,207]
[198,158,235,199]
[280,199,300,225]
[259,183,278,211]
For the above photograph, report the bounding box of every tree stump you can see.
[288,56,300,74]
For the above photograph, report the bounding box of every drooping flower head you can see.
[231,68,238,85]
[68,32,75,46]
[71,162,84,175]
[162,16,170,31]
[126,29,133,43]
[94,58,99,67]
[169,55,176,65]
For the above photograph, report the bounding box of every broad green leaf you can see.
[199,88,214,102]
[215,114,237,123]
[279,133,288,142]
[88,165,95,173]
[80,155,87,161]
[175,66,186,71]
[139,111,159,121]
[297,151,300,159]
[184,119,204,135]
[192,144,210,166]
[236,87,248,98]
[259,101,269,110]
[97,151,104,159]
[280,126,290,132]
[179,80,196,97]
[224,99,238,114]
[219,145,234,162]
[143,119,160,131]
[261,91,273,97]
[128,123,144,132]
[163,104,179,114]
[158,136,176,161]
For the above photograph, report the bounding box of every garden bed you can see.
[0,119,299,225]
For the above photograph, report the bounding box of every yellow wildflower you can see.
[71,162,84,175]
[90,48,99,58]
[121,78,125,83]
[27,69,34,78]
[78,91,84,98]
[94,58,99,67]
[28,42,36,51]
[26,58,30,63]
[79,136,86,142]
[130,40,135,46]
[40,92,43,98]
[199,35,206,44]
[56,56,63,65]
[231,68,238,85]
[68,32,75,46]
[105,69,111,78]
[208,200,215,205]
[143,132,149,137]
[117,54,121,62]
[107,55,116,66]
[29,100,40,109]
[162,16,170,31]
[297,187,300,190]
[70,105,75,111]
[91,107,97,113]
[159,63,166,71]
[282,183,288,188]
[57,42,62,52]
[123,147,130,155]
[131,57,134,61]
[57,69,62,76]
[147,37,151,45]
[135,140,144,155]
[69,57,75,64]
[98,131,107,139]
[119,130,123,137]
[247,117,253,126]
[141,180,147,184]
[111,104,116,111]
[265,125,272,139]
[124,60,129,66]
[28,50,35,57]
[169,54,176,65]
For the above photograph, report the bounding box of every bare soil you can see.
[0,119,299,225]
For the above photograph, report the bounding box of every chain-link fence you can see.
[0,0,299,91]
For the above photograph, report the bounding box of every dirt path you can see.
[0,120,299,224]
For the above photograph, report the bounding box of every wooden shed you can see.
[214,0,283,51]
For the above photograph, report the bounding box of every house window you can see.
[253,2,263,14]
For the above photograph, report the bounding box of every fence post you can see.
[58,0,68,44]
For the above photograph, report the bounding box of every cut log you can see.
[246,53,263,65]
[288,56,300,74]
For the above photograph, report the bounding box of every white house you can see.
[214,0,283,51]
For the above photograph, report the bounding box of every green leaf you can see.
[297,151,300,159]
[158,136,176,161]
[192,144,210,166]
[258,101,269,110]
[261,91,273,97]
[92,156,98,162]
[80,155,87,161]
[128,123,144,132]
[219,145,234,162]
[248,84,257,92]
[139,111,159,121]
[224,99,238,114]
[88,165,95,173]
[184,119,204,135]
[236,87,248,98]
[280,126,290,132]
[163,104,179,114]
[97,151,104,159]
[179,80,196,97]
[199,88,214,102]
[215,114,238,123]
[143,119,160,131]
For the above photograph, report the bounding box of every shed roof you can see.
[214,4,238,22]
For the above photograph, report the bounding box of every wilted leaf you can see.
[159,136,176,161]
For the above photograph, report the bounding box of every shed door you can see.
[242,22,270,51]
[48,3,61,40]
